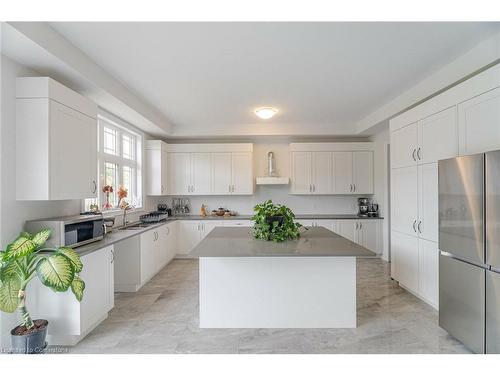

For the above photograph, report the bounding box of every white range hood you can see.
[255,177,289,185]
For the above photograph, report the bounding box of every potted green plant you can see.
[0,229,85,354]
[252,200,302,242]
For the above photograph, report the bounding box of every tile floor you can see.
[67,258,471,354]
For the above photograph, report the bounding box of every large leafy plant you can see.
[0,229,85,331]
[252,200,302,242]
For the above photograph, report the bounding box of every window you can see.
[85,113,143,212]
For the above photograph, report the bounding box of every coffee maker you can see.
[357,198,369,217]
[358,198,379,217]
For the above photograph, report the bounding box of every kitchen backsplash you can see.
[150,185,367,216]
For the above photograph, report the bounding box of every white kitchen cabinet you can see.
[392,230,419,293]
[177,220,226,254]
[333,152,353,194]
[337,220,357,243]
[391,166,418,236]
[168,152,192,195]
[145,140,168,195]
[337,220,380,253]
[140,228,158,284]
[231,152,254,194]
[212,153,232,194]
[419,238,439,308]
[177,220,202,254]
[291,152,313,194]
[418,163,439,242]
[115,223,176,292]
[166,149,253,196]
[418,107,458,164]
[16,77,98,200]
[391,122,418,169]
[353,151,374,194]
[458,86,500,155]
[357,220,379,253]
[312,152,333,194]
[29,245,114,346]
[192,153,213,195]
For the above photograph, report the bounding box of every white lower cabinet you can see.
[418,239,439,308]
[391,230,439,308]
[28,245,114,346]
[338,220,381,253]
[177,220,228,254]
[115,223,176,292]
[391,231,419,293]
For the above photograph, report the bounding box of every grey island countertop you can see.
[189,226,376,258]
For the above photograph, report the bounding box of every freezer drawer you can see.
[438,154,484,264]
[486,270,500,354]
[486,150,500,270]
[439,253,485,353]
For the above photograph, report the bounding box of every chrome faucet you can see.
[122,205,134,227]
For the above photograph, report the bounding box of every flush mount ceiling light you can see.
[254,107,278,120]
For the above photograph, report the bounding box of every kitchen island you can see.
[189,226,375,328]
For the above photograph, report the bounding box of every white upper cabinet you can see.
[16,77,98,200]
[353,151,374,194]
[391,107,458,169]
[333,152,353,194]
[145,140,168,196]
[212,153,232,194]
[162,144,253,196]
[418,107,458,164]
[459,86,500,155]
[231,152,254,194]
[391,122,418,169]
[291,152,312,194]
[290,144,374,195]
[312,152,332,194]
[168,152,192,195]
[192,153,213,195]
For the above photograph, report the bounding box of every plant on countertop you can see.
[0,229,85,335]
[252,200,302,242]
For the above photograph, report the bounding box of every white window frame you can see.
[84,111,144,213]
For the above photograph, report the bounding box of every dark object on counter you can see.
[215,207,226,216]
[368,203,379,217]
[10,319,48,354]
[357,197,369,217]
[265,215,284,226]
[140,212,169,224]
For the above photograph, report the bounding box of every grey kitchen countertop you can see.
[189,226,376,258]
[73,213,382,256]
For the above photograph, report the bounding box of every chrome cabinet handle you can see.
[312,184,315,192]
[353,184,356,192]
[412,220,417,233]
[412,149,416,161]
[229,185,231,193]
[418,221,422,233]
[92,180,97,194]
[417,148,422,160]
[111,249,114,264]
[355,222,359,230]
[359,222,362,230]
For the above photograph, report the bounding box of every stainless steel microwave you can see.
[25,214,104,248]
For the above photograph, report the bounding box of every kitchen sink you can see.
[117,223,152,230]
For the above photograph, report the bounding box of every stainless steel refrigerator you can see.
[438,150,500,354]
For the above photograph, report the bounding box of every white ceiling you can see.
[49,22,500,136]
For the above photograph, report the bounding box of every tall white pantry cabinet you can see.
[390,63,500,309]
